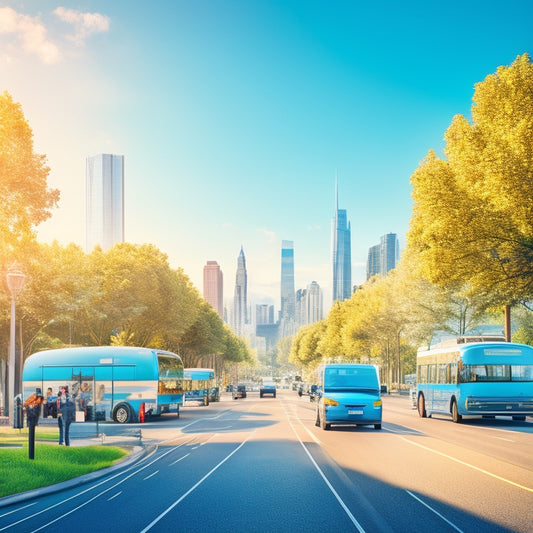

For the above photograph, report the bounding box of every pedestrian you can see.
[57,386,66,444]
[57,387,76,446]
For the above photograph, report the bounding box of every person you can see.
[57,387,66,444]
[43,387,57,418]
[57,387,76,446]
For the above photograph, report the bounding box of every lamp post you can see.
[7,265,26,427]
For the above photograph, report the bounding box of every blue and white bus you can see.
[183,368,219,405]
[22,346,184,423]
[417,339,533,423]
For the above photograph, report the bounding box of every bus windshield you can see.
[324,366,379,392]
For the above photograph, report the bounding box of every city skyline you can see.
[1,2,531,313]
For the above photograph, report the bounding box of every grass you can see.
[0,437,128,498]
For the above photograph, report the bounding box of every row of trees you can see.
[0,91,254,411]
[289,54,533,385]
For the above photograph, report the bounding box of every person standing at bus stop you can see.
[57,386,76,446]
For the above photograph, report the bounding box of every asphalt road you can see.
[1,391,532,532]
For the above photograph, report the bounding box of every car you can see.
[315,363,383,430]
[260,384,276,398]
[232,385,247,399]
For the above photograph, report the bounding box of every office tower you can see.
[367,244,381,279]
[331,181,352,302]
[306,281,323,324]
[380,233,400,275]
[203,261,223,317]
[366,233,400,279]
[295,288,307,327]
[256,304,274,325]
[232,246,248,335]
[86,154,124,252]
[281,240,296,321]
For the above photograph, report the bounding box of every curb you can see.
[0,443,157,509]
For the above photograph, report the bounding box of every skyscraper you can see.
[366,233,400,279]
[232,246,248,335]
[331,181,352,302]
[203,261,223,317]
[306,281,323,324]
[86,153,124,252]
[281,240,296,321]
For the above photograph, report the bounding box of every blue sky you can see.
[1,1,532,313]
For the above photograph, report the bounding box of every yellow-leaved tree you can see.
[407,54,533,339]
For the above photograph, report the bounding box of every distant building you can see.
[203,261,223,317]
[366,233,400,279]
[331,181,352,302]
[232,246,248,335]
[86,153,124,252]
[296,281,323,327]
[256,304,274,325]
[280,240,297,336]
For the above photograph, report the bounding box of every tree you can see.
[0,92,59,259]
[407,54,533,337]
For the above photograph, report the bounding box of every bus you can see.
[416,338,533,423]
[22,346,184,424]
[183,368,219,405]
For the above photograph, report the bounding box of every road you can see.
[1,390,532,532]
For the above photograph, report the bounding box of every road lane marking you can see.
[107,492,122,502]
[0,502,37,518]
[2,441,195,533]
[400,437,533,493]
[170,453,190,465]
[140,430,256,532]
[143,470,159,481]
[405,490,464,532]
[281,404,365,532]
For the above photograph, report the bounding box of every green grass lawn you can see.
[0,429,128,498]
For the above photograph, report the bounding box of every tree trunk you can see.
[504,305,511,342]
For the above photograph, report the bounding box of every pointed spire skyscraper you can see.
[331,176,352,302]
[232,246,248,335]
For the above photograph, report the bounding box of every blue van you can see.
[315,364,382,430]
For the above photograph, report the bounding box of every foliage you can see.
[407,54,533,311]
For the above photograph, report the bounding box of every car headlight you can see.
[373,400,382,407]
[323,397,339,407]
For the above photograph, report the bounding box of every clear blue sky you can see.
[1,1,532,313]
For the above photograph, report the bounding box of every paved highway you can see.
[1,390,532,532]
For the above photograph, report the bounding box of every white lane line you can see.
[107,492,122,502]
[400,437,533,493]
[140,430,256,532]
[0,502,37,518]
[12,442,193,533]
[170,453,190,465]
[143,470,159,481]
[405,490,464,532]
[282,405,365,532]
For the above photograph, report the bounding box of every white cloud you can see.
[54,7,109,46]
[256,228,277,244]
[0,7,60,64]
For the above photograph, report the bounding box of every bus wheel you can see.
[320,411,331,430]
[451,399,462,423]
[417,394,427,418]
[113,403,132,424]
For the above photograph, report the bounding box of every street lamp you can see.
[7,265,26,427]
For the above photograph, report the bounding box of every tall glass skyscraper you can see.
[366,233,400,279]
[86,153,124,252]
[203,261,223,317]
[232,246,248,335]
[331,183,352,302]
[280,240,296,321]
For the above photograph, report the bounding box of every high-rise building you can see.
[203,261,223,317]
[232,246,248,335]
[86,154,124,252]
[366,244,381,279]
[281,240,296,320]
[381,233,400,274]
[256,304,274,325]
[331,181,352,302]
[306,281,323,324]
[366,233,400,279]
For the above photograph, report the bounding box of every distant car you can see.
[309,384,319,402]
[232,385,247,399]
[260,384,276,398]
[409,386,417,408]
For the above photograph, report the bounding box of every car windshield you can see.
[324,367,379,393]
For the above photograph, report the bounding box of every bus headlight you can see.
[323,397,339,407]
[373,400,382,407]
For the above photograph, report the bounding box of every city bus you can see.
[22,346,184,423]
[183,368,219,405]
[416,339,533,423]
